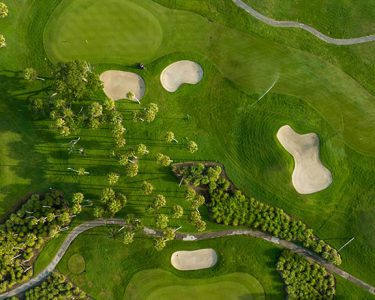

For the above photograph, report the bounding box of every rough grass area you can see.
[57,227,283,299]
[125,269,265,300]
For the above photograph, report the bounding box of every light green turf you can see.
[44,0,163,64]
[125,269,265,300]
[44,0,375,155]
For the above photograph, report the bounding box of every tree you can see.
[134,103,159,122]
[142,181,154,195]
[107,172,120,186]
[187,140,198,153]
[72,193,84,205]
[156,153,173,167]
[136,144,149,156]
[165,131,178,143]
[185,187,196,201]
[125,162,138,177]
[153,237,167,251]
[163,227,176,241]
[53,60,101,101]
[123,231,135,245]
[152,194,166,210]
[155,214,169,229]
[0,34,6,48]
[172,205,183,219]
[93,206,104,218]
[0,2,8,18]
[24,68,38,82]
[126,91,140,104]
[191,195,205,210]
[195,219,206,232]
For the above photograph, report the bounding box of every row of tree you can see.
[173,163,341,265]
[277,250,335,299]
[24,272,88,299]
[0,3,7,48]
[0,190,77,292]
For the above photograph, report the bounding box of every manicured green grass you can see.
[244,0,375,38]
[0,0,374,298]
[44,0,375,155]
[68,254,86,275]
[125,269,265,300]
[57,226,283,299]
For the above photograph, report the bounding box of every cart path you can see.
[1,218,374,299]
[232,0,375,45]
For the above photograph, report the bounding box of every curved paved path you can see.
[1,219,374,299]
[232,0,375,45]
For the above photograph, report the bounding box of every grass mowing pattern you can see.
[0,0,374,297]
[44,0,163,64]
[125,269,265,300]
[44,0,375,155]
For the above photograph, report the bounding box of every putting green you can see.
[124,269,265,300]
[44,0,375,155]
[44,0,163,64]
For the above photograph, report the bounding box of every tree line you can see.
[277,250,335,299]
[0,190,78,292]
[23,272,88,300]
[173,163,341,265]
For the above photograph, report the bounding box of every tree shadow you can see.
[0,72,48,221]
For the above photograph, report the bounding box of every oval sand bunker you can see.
[171,248,217,271]
[100,70,145,101]
[160,60,203,92]
[277,125,332,194]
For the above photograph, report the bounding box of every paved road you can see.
[232,0,375,45]
[1,219,374,298]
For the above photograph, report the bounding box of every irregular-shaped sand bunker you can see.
[160,60,203,92]
[100,70,145,101]
[277,125,332,194]
[171,248,217,271]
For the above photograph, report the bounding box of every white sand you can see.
[160,60,203,92]
[171,248,217,271]
[100,70,145,101]
[277,125,332,194]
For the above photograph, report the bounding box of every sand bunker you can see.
[100,70,145,101]
[160,60,203,92]
[171,248,217,271]
[277,125,332,194]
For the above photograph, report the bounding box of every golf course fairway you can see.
[44,0,375,155]
[124,269,265,300]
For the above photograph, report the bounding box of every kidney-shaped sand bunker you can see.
[160,60,203,92]
[277,125,332,194]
